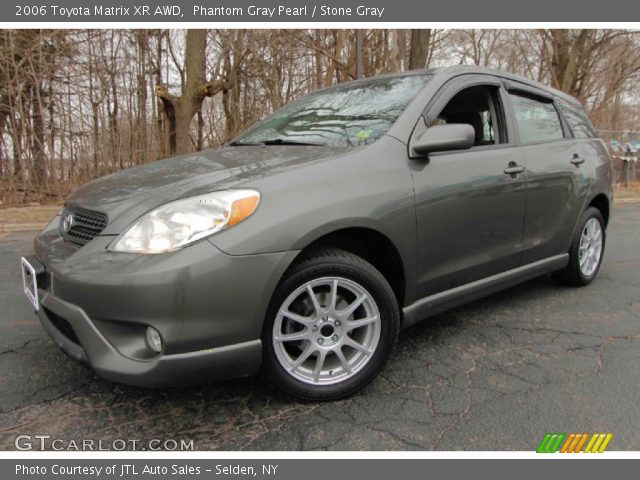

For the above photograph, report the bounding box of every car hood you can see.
[66,144,349,235]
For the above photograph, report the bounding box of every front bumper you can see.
[30,216,299,387]
[37,290,262,387]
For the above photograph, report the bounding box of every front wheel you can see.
[262,248,400,401]
[555,207,606,286]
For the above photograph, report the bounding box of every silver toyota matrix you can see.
[21,67,613,400]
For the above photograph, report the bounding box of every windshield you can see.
[233,74,430,147]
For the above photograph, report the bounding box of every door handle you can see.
[504,162,525,176]
[570,154,585,166]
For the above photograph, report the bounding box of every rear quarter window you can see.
[509,93,564,144]
[558,101,597,138]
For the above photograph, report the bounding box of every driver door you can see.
[409,76,527,298]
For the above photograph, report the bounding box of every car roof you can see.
[336,65,583,108]
[431,66,581,106]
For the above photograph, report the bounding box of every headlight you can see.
[109,189,260,254]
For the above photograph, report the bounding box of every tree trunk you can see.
[549,29,590,98]
[174,98,197,154]
[409,30,431,70]
[314,30,323,89]
[31,83,46,184]
[155,29,224,155]
[136,31,148,164]
[397,30,407,71]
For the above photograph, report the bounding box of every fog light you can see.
[146,326,163,353]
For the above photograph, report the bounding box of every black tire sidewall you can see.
[262,251,399,401]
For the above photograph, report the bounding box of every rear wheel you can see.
[262,248,400,400]
[555,207,606,286]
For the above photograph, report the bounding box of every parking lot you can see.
[1,203,639,451]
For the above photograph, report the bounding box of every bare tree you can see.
[1,29,639,206]
[409,30,431,70]
[155,30,225,154]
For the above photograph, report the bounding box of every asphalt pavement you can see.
[1,204,639,450]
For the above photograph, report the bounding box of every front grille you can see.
[44,307,80,345]
[59,204,108,245]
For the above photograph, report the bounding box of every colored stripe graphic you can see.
[584,433,613,453]
[537,433,566,453]
[597,433,613,453]
[584,434,598,452]
[573,433,589,453]
[560,434,575,453]
[564,433,586,453]
[537,433,612,453]
[591,434,606,452]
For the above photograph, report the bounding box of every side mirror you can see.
[411,124,475,156]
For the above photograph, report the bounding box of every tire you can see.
[262,248,400,401]
[554,207,606,286]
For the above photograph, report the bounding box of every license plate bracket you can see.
[21,256,40,311]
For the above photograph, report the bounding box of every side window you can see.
[432,85,506,146]
[558,101,596,138]
[509,93,564,144]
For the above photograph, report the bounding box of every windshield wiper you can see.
[228,140,264,146]
[229,138,325,147]
[262,138,325,146]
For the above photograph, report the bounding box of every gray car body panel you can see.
[34,216,299,355]
[68,144,352,236]
[37,288,262,387]
[27,66,613,387]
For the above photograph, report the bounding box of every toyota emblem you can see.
[62,213,74,232]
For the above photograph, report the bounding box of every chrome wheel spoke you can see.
[580,253,589,267]
[312,350,327,382]
[281,309,314,326]
[306,285,323,315]
[274,330,309,342]
[345,315,378,331]
[328,279,338,312]
[593,231,602,246]
[338,294,366,319]
[344,336,372,355]
[579,236,589,250]
[335,347,352,374]
[289,342,315,372]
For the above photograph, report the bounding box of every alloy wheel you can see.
[272,276,382,385]
[579,217,603,277]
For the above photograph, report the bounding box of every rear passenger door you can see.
[505,85,592,264]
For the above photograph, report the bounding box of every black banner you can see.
[4,0,640,22]
[4,459,640,480]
